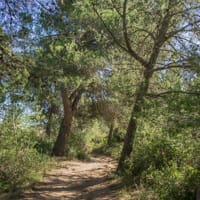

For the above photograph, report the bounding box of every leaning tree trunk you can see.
[52,87,73,156]
[52,85,83,156]
[52,115,72,156]
[117,71,152,172]
[107,122,114,147]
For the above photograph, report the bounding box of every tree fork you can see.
[52,86,82,156]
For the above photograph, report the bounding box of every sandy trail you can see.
[20,156,120,200]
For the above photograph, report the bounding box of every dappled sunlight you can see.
[20,156,121,200]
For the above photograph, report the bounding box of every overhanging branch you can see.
[147,90,200,98]
[91,2,128,53]
[122,0,147,66]
[152,63,197,72]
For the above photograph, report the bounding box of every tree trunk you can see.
[196,186,200,200]
[52,85,83,156]
[52,87,73,156]
[52,115,72,156]
[46,106,53,137]
[107,122,114,146]
[117,71,151,172]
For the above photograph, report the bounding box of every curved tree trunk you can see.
[52,116,72,156]
[52,85,83,156]
[117,71,152,172]
[52,87,73,156]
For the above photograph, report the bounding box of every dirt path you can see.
[20,156,121,200]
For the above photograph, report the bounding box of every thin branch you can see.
[91,2,128,53]
[69,85,82,102]
[176,35,200,48]
[147,3,173,69]
[71,86,84,113]
[122,0,147,66]
[152,63,196,72]
[167,19,200,39]
[147,90,200,98]
[132,28,156,41]
[170,4,200,18]
[110,0,123,17]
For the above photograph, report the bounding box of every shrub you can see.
[131,136,178,179]
[129,134,200,200]
[0,148,48,192]
[67,120,108,159]
[34,137,54,155]
[0,124,50,193]
[142,165,200,200]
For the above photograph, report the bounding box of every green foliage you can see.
[67,120,108,159]
[125,130,200,200]
[0,1,200,200]
[66,130,89,160]
[0,147,47,192]
[0,115,51,193]
[143,165,200,200]
[33,137,54,155]
[131,136,177,178]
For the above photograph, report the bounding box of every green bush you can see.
[131,136,178,178]
[0,124,50,193]
[34,137,54,155]
[67,120,108,159]
[129,134,200,200]
[0,148,48,192]
[142,165,200,200]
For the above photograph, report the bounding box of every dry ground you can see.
[19,156,121,200]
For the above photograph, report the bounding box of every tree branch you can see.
[71,86,84,113]
[60,86,72,115]
[111,0,123,17]
[91,2,128,53]
[166,19,200,39]
[148,5,172,68]
[69,85,81,102]
[152,63,196,72]
[147,90,200,98]
[122,0,147,66]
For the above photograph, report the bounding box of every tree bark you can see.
[52,116,72,156]
[117,70,152,172]
[52,87,73,156]
[107,122,114,146]
[52,85,83,156]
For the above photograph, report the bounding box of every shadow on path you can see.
[19,156,121,200]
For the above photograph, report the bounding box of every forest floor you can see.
[19,156,121,200]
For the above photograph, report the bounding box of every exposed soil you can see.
[19,156,121,200]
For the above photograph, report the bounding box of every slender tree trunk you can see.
[46,106,53,137]
[117,70,152,172]
[107,122,114,146]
